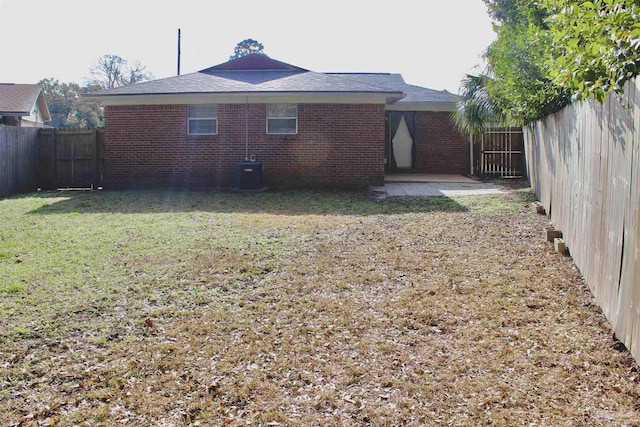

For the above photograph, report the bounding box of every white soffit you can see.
[386,102,456,112]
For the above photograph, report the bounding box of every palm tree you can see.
[454,73,505,138]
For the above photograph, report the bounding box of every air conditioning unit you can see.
[235,161,264,189]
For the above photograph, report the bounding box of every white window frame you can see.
[188,104,218,135]
[266,104,297,135]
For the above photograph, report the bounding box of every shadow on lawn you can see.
[23,188,471,216]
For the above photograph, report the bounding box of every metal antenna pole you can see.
[177,29,181,76]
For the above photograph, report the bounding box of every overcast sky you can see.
[0,0,495,94]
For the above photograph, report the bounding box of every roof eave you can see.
[386,101,457,112]
[85,91,404,106]
[0,110,31,116]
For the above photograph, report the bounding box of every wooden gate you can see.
[39,128,105,189]
[480,127,524,178]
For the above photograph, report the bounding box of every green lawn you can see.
[1,189,638,426]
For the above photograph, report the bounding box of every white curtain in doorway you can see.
[392,115,414,169]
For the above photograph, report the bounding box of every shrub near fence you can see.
[0,127,40,198]
[524,77,640,360]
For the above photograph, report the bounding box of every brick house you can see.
[88,54,468,189]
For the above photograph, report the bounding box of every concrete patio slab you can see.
[369,175,509,198]
[385,182,507,197]
[384,174,478,184]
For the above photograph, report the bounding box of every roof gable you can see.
[200,54,308,72]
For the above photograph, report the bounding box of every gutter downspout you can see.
[470,134,474,176]
[245,96,249,161]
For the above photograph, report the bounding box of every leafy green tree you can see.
[90,54,153,90]
[456,0,639,134]
[456,0,569,132]
[483,0,548,26]
[229,39,265,60]
[482,0,570,124]
[543,0,640,102]
[486,23,570,124]
[39,78,103,128]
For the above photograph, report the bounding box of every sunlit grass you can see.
[0,188,637,426]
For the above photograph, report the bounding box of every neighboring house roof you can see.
[87,54,456,111]
[0,83,51,121]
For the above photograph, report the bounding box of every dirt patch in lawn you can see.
[1,189,639,426]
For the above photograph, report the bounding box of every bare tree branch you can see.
[90,54,153,90]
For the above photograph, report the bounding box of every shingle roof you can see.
[0,83,44,114]
[89,53,402,97]
[326,73,407,90]
[92,69,401,96]
[327,73,459,104]
[399,84,458,104]
[89,54,455,107]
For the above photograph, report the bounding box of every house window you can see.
[188,104,218,135]
[267,104,297,134]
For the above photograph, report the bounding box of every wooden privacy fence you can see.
[0,127,40,198]
[0,128,104,198]
[478,127,525,178]
[524,77,640,360]
[39,128,105,189]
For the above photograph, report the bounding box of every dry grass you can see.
[1,188,639,426]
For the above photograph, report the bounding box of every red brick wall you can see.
[104,103,386,189]
[413,111,469,175]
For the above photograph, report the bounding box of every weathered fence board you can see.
[525,76,640,360]
[0,127,40,198]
